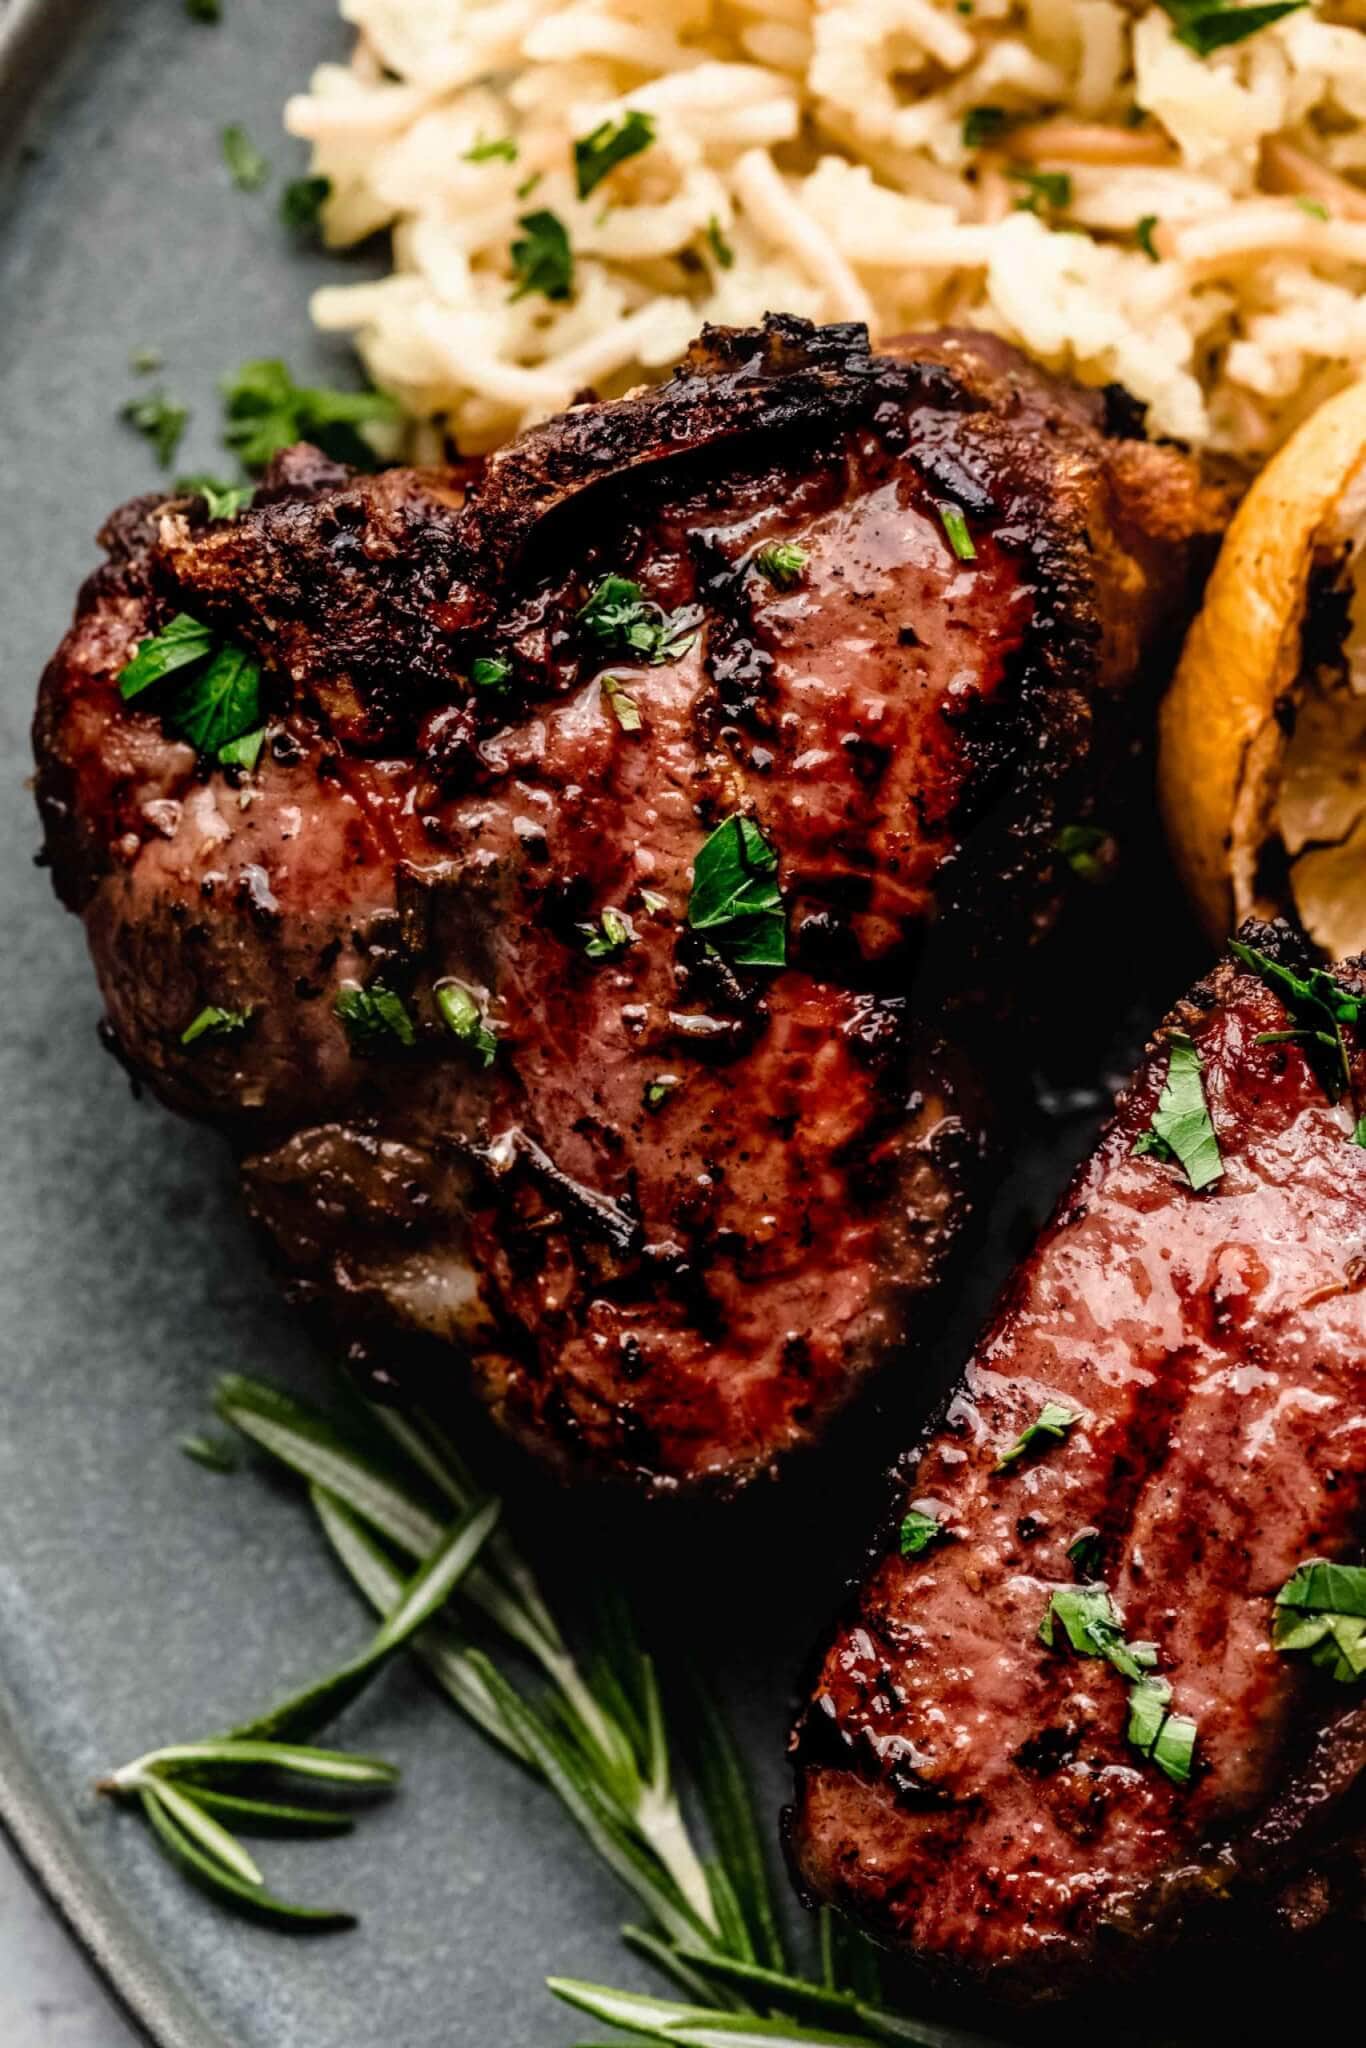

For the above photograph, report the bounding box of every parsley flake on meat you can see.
[899,1509,943,1557]
[578,577,700,664]
[1231,938,1362,1099]
[600,674,642,731]
[170,645,262,758]
[436,986,497,1068]
[181,1006,252,1047]
[753,541,807,589]
[1040,1583,1197,1784]
[687,816,786,970]
[118,615,217,699]
[335,985,415,1054]
[994,1400,1078,1470]
[1039,1586,1157,1681]
[1273,1558,1366,1682]
[1126,1676,1197,1784]
[117,616,263,767]
[936,502,976,561]
[1132,1031,1223,1191]
[579,908,636,961]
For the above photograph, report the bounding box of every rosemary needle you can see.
[111,1371,995,2042]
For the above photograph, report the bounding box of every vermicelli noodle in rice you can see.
[286,0,1366,460]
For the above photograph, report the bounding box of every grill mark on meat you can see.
[33,318,1224,1491]
[789,922,1366,1992]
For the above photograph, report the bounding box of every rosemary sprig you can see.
[98,1737,399,1929]
[214,1373,719,1934]
[550,1967,1005,2047]
[125,1372,996,2045]
[97,1486,499,1923]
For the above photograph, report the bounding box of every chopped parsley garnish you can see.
[172,645,262,757]
[181,1005,251,1047]
[335,984,415,1054]
[578,577,700,664]
[178,476,255,521]
[471,656,513,694]
[753,541,807,590]
[118,614,216,700]
[281,175,332,232]
[899,1508,943,1558]
[705,216,735,269]
[1054,823,1111,884]
[962,105,1008,148]
[1131,1031,1223,1192]
[644,1073,681,1112]
[222,123,269,192]
[464,135,519,164]
[1041,1582,1196,1783]
[1067,1527,1103,1577]
[1229,938,1362,1099]
[436,985,497,1068]
[1136,214,1161,261]
[516,171,543,200]
[1009,168,1072,215]
[579,907,636,961]
[994,1400,1078,1471]
[130,346,162,375]
[687,815,786,970]
[936,501,976,561]
[117,614,264,766]
[218,726,266,774]
[222,358,400,472]
[1126,1676,1197,1784]
[1039,1586,1157,1682]
[509,209,574,302]
[574,111,655,199]
[1157,0,1305,57]
[1272,1558,1366,1682]
[122,389,189,469]
[1295,195,1329,221]
[1355,1116,1366,1148]
[601,674,642,732]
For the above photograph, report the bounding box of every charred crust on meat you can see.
[34,319,1225,1498]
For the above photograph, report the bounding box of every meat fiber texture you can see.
[33,318,1221,1494]
[790,923,1366,1996]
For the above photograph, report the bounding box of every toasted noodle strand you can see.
[289,1,1366,459]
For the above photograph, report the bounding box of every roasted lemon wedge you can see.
[1160,378,1366,959]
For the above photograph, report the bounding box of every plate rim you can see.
[0,1675,236,2048]
[0,5,235,2040]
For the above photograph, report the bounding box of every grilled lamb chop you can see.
[33,318,1219,1493]
[789,923,1366,1997]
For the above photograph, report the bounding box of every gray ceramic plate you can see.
[0,5,1191,2042]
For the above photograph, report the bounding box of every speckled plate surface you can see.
[0,6,1191,2043]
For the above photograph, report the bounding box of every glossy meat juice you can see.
[791,926,1366,1994]
[34,319,1220,1491]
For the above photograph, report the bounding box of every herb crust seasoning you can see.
[33,319,1219,1492]
[790,921,1366,1995]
